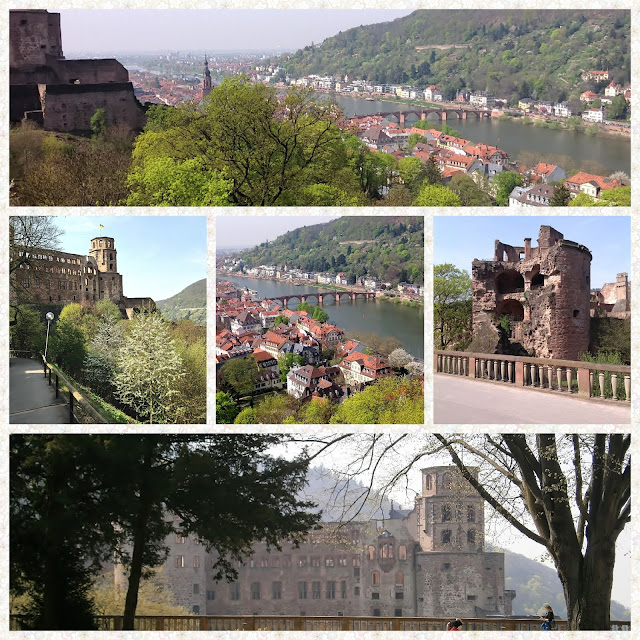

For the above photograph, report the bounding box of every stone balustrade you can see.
[434,350,631,402]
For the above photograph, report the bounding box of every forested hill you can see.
[157,279,206,325]
[235,216,424,286]
[279,10,630,104]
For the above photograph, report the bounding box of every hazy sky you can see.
[434,216,631,289]
[216,214,338,250]
[58,10,413,55]
[53,216,206,300]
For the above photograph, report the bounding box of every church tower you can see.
[202,55,212,100]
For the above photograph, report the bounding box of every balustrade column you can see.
[599,372,605,399]
[547,365,553,390]
[589,371,594,396]
[524,363,530,386]
[566,368,573,394]
[501,360,507,383]
[531,364,538,387]
[458,356,464,376]
[463,358,468,377]
[557,367,563,391]
[493,359,499,381]
[624,376,630,402]
[480,359,485,379]
[611,373,618,401]
[437,354,442,373]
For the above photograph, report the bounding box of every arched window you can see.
[442,505,451,522]
[388,544,394,558]
[467,505,475,523]
[467,530,476,544]
[368,545,376,560]
[425,474,432,490]
[371,570,380,586]
[441,530,451,544]
[381,544,388,559]
[395,571,404,586]
[398,545,407,560]
[442,473,452,489]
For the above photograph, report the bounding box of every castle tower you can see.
[614,272,629,312]
[89,236,123,304]
[203,56,212,100]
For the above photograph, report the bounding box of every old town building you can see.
[471,225,591,360]
[153,466,515,618]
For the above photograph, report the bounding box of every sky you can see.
[52,216,206,301]
[216,214,338,251]
[434,216,631,289]
[281,436,630,609]
[58,10,413,55]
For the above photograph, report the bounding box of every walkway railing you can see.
[41,355,108,424]
[434,350,631,402]
[9,614,631,631]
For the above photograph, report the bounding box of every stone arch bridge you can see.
[270,290,375,308]
[373,108,491,125]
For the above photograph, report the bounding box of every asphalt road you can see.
[10,357,71,424]
[434,374,631,425]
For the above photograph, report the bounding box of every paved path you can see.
[434,374,631,424]
[10,358,71,424]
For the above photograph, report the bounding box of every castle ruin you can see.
[10,10,146,133]
[12,234,155,319]
[126,466,514,619]
[471,225,591,360]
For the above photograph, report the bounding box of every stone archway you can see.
[495,270,524,294]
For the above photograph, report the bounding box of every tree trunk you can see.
[557,537,616,630]
[122,442,155,630]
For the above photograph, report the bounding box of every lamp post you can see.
[44,312,54,360]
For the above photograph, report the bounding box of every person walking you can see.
[446,619,463,631]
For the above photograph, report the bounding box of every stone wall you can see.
[40,82,146,132]
[9,84,42,122]
[10,10,62,67]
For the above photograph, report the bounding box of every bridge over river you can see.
[267,290,375,308]
[370,108,491,125]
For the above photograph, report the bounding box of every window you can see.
[298,582,307,599]
[396,592,404,599]
[312,581,321,599]
[371,571,380,586]
[192,605,200,615]
[325,557,334,567]
[207,590,215,601]
[425,474,432,490]
[368,545,376,560]
[354,587,360,596]
[341,581,347,599]
[398,545,407,560]
[381,544,388,559]
[338,556,347,566]
[352,556,360,567]
[298,557,307,567]
[326,581,336,599]
[373,609,381,617]
[311,557,321,567]
[442,472,452,489]
[193,556,200,568]
[442,505,451,522]
[251,582,261,600]
[193,584,199,595]
[372,593,380,600]
[230,584,240,601]
[442,530,452,544]
[468,530,476,544]
[353,568,360,580]
[467,595,477,601]
[443,563,451,570]
[175,555,184,568]
[395,609,402,617]
[396,571,404,586]
[272,582,282,600]
[467,505,475,523]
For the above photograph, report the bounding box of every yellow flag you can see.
[99,224,104,230]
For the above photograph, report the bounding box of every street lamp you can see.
[44,312,54,361]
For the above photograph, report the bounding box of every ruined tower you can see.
[202,56,212,100]
[89,236,123,304]
[471,225,591,360]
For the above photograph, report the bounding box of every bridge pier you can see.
[461,111,467,120]
[441,112,447,122]
[399,113,405,125]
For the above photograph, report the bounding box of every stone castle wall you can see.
[10,10,62,67]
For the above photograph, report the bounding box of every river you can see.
[329,94,630,176]
[225,276,424,359]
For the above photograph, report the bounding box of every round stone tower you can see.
[89,236,123,304]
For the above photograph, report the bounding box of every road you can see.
[10,357,71,424]
[434,374,631,425]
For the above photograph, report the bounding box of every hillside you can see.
[233,216,424,286]
[156,279,206,325]
[279,10,630,104]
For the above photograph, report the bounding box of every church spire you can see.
[203,54,212,99]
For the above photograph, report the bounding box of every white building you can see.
[582,108,604,123]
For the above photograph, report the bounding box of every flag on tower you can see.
[99,224,104,229]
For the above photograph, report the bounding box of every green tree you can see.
[301,397,335,424]
[234,407,257,423]
[549,183,571,206]
[278,353,305,383]
[413,183,462,206]
[406,132,426,149]
[90,108,108,139]
[273,314,289,326]
[398,156,426,192]
[48,319,87,377]
[113,313,185,423]
[128,77,348,206]
[494,171,523,206]
[423,155,442,185]
[218,357,261,404]
[312,306,329,323]
[216,391,239,424]
[434,263,472,349]
[599,186,631,206]
[568,192,598,207]
[10,306,45,356]
[606,95,627,120]
[330,377,424,424]
[254,394,300,423]
[448,173,492,206]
